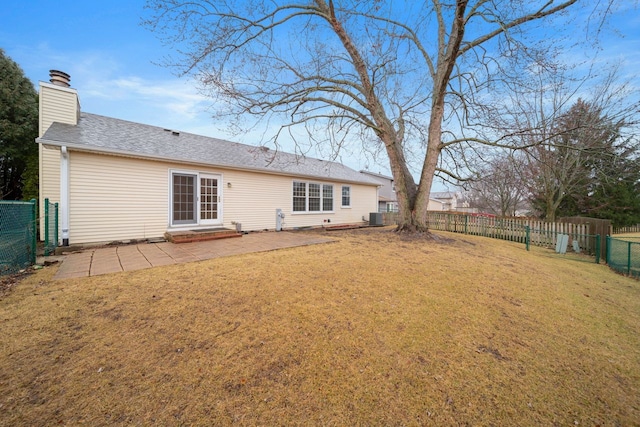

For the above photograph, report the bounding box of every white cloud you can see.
[81,75,212,121]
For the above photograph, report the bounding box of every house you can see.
[427,197,448,211]
[37,70,379,245]
[359,171,472,213]
[430,191,475,212]
[360,171,398,212]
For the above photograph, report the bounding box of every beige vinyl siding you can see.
[220,171,290,230]
[69,152,168,244]
[38,82,79,238]
[222,172,377,230]
[64,151,377,244]
[39,146,61,239]
[348,184,378,222]
[428,199,446,211]
[38,83,78,137]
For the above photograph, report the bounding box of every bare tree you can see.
[144,0,615,232]
[466,154,528,217]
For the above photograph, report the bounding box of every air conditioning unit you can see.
[369,212,383,226]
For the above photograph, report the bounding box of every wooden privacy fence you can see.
[613,224,640,234]
[382,211,604,261]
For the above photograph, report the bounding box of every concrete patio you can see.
[53,231,335,280]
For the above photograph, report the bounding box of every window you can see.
[293,181,306,212]
[341,186,351,207]
[309,183,321,211]
[292,181,334,212]
[323,185,333,211]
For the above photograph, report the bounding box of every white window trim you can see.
[291,180,335,214]
[341,185,351,208]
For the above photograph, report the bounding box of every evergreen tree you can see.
[581,139,640,227]
[0,49,38,200]
[536,99,640,227]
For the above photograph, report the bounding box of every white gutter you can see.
[60,146,70,246]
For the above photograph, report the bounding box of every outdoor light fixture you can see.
[227,182,232,188]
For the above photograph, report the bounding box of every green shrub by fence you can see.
[0,199,37,275]
[607,236,640,279]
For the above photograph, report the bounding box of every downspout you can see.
[60,146,70,246]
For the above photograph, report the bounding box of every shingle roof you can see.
[360,170,394,181]
[430,191,457,199]
[39,112,379,186]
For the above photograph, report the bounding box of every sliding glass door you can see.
[171,171,222,227]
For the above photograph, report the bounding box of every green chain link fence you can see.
[607,236,640,279]
[44,198,59,256]
[0,199,37,275]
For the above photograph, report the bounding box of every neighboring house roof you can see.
[38,112,380,186]
[430,191,457,200]
[360,170,394,181]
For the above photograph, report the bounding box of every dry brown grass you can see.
[616,232,640,239]
[1,228,639,426]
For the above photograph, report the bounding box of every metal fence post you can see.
[55,202,59,249]
[595,235,600,264]
[44,198,50,256]
[30,198,37,265]
[628,242,633,275]
[525,226,530,251]
[606,236,610,265]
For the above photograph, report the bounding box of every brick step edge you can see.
[165,232,242,244]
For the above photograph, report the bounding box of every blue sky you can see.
[1,1,216,136]
[2,1,639,188]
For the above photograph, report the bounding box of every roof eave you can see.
[36,137,379,187]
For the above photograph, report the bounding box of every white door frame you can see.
[169,169,223,228]
[198,173,223,226]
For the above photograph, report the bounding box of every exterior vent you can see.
[49,70,71,88]
[171,131,180,136]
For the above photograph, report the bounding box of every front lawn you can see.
[1,228,639,425]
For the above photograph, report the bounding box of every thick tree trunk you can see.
[392,0,466,233]
[413,109,444,231]
[388,114,440,234]
[322,0,423,232]
[384,135,422,232]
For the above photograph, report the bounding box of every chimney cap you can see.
[49,70,71,88]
